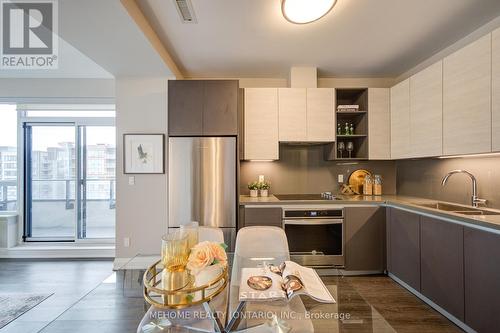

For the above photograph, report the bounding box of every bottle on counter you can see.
[363,175,373,195]
[373,175,383,196]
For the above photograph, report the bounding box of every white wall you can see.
[0,78,114,102]
[115,77,169,260]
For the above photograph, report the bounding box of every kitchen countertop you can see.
[239,194,500,232]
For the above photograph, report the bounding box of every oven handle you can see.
[283,219,343,226]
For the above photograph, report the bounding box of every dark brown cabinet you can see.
[168,80,238,136]
[420,217,464,320]
[168,80,204,136]
[345,206,386,271]
[203,80,238,135]
[464,228,500,333]
[388,208,421,291]
[241,207,282,228]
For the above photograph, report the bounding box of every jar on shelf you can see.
[373,175,383,196]
[363,175,373,195]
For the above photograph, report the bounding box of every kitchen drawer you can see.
[242,207,282,228]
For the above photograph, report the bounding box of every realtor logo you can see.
[1,0,58,69]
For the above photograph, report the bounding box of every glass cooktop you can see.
[274,194,338,201]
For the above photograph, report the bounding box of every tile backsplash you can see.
[396,156,500,209]
[240,144,397,195]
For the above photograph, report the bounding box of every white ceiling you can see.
[58,0,172,78]
[0,36,113,79]
[0,0,173,79]
[139,0,500,78]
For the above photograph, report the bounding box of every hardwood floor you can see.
[0,260,462,333]
[331,276,462,333]
[0,259,114,333]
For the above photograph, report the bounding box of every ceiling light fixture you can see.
[281,0,337,24]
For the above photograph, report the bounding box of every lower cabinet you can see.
[388,208,421,291]
[464,227,500,333]
[420,217,464,320]
[345,206,385,271]
[241,207,282,228]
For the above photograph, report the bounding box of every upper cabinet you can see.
[278,88,335,142]
[168,80,238,136]
[368,88,390,160]
[243,88,279,160]
[278,88,307,141]
[443,34,491,155]
[410,61,443,158]
[203,80,239,136]
[306,88,335,142]
[390,79,410,159]
[493,28,500,152]
[168,80,204,136]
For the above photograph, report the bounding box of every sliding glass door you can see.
[24,122,115,241]
[78,126,116,239]
[25,124,76,240]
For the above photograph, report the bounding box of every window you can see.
[0,104,18,212]
[22,105,116,241]
[23,104,115,118]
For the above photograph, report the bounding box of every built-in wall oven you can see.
[283,208,344,268]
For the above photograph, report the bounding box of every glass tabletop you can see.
[127,253,396,333]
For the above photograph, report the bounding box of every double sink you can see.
[414,202,500,216]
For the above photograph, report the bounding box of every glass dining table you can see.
[135,252,315,333]
[121,253,396,333]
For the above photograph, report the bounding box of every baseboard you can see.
[0,245,115,259]
[389,273,476,333]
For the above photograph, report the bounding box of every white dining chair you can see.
[229,226,314,333]
[198,226,224,243]
[234,226,289,257]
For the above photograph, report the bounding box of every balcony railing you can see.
[0,178,116,211]
[0,179,16,211]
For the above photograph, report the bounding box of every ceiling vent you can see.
[174,0,197,23]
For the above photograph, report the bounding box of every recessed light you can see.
[281,0,337,24]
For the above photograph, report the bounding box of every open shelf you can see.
[337,134,367,138]
[325,88,369,161]
[336,89,369,160]
[336,110,367,115]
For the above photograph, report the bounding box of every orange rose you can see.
[209,242,228,267]
[187,241,214,275]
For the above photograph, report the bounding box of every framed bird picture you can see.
[123,134,165,174]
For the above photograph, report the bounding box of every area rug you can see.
[0,293,53,329]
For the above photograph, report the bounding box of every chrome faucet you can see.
[441,170,487,208]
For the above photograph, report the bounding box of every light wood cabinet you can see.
[278,88,335,142]
[493,28,500,152]
[410,61,443,157]
[244,88,279,160]
[390,79,411,159]
[368,88,390,159]
[443,34,491,155]
[278,88,307,141]
[306,88,335,142]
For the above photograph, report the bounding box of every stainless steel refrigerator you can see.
[168,137,237,249]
